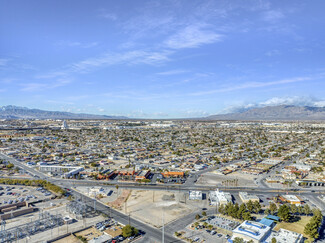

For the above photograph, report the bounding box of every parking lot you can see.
[0,185,53,206]
[206,215,239,231]
[181,226,228,243]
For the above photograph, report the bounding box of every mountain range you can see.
[205,105,325,120]
[1,105,325,120]
[0,106,128,120]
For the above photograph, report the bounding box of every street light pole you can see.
[162,209,164,243]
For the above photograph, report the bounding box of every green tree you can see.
[242,211,252,220]
[6,163,14,170]
[290,204,298,215]
[269,203,277,214]
[304,204,312,215]
[233,237,245,243]
[218,204,225,214]
[237,203,247,219]
[253,201,261,214]
[264,208,270,215]
[298,205,304,215]
[278,204,291,222]
[122,225,138,238]
[271,237,277,243]
[202,211,207,217]
[195,214,201,220]
[247,200,254,212]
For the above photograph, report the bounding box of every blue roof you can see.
[266,215,280,221]
[259,218,274,227]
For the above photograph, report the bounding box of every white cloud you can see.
[20,78,72,92]
[1,78,16,84]
[0,59,9,66]
[56,41,98,48]
[266,49,281,56]
[165,24,223,49]
[38,50,172,79]
[99,13,117,21]
[223,96,325,113]
[181,110,210,118]
[260,96,325,107]
[156,69,188,76]
[190,76,312,96]
[262,10,284,22]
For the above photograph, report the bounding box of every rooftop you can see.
[266,228,303,243]
[233,220,271,241]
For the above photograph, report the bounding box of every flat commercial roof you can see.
[266,215,280,221]
[239,191,259,201]
[266,228,303,243]
[259,218,274,227]
[282,194,301,203]
[233,220,271,242]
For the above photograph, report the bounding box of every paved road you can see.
[2,153,325,241]
[71,189,182,243]
[0,153,181,243]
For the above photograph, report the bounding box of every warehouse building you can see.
[239,192,259,203]
[209,189,232,205]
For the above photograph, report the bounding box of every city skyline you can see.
[1,0,325,118]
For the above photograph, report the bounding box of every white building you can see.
[232,220,271,243]
[189,191,203,200]
[265,228,303,243]
[38,165,83,178]
[239,192,259,203]
[61,120,69,130]
[209,189,232,205]
[294,163,311,171]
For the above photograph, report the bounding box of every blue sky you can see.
[1,0,325,118]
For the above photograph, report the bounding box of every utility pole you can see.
[162,209,164,243]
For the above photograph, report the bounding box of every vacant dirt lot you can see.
[125,190,196,227]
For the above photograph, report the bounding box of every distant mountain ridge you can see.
[0,105,128,119]
[205,105,325,120]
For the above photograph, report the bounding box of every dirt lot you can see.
[274,216,312,240]
[75,227,102,241]
[125,190,197,227]
[197,172,257,187]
